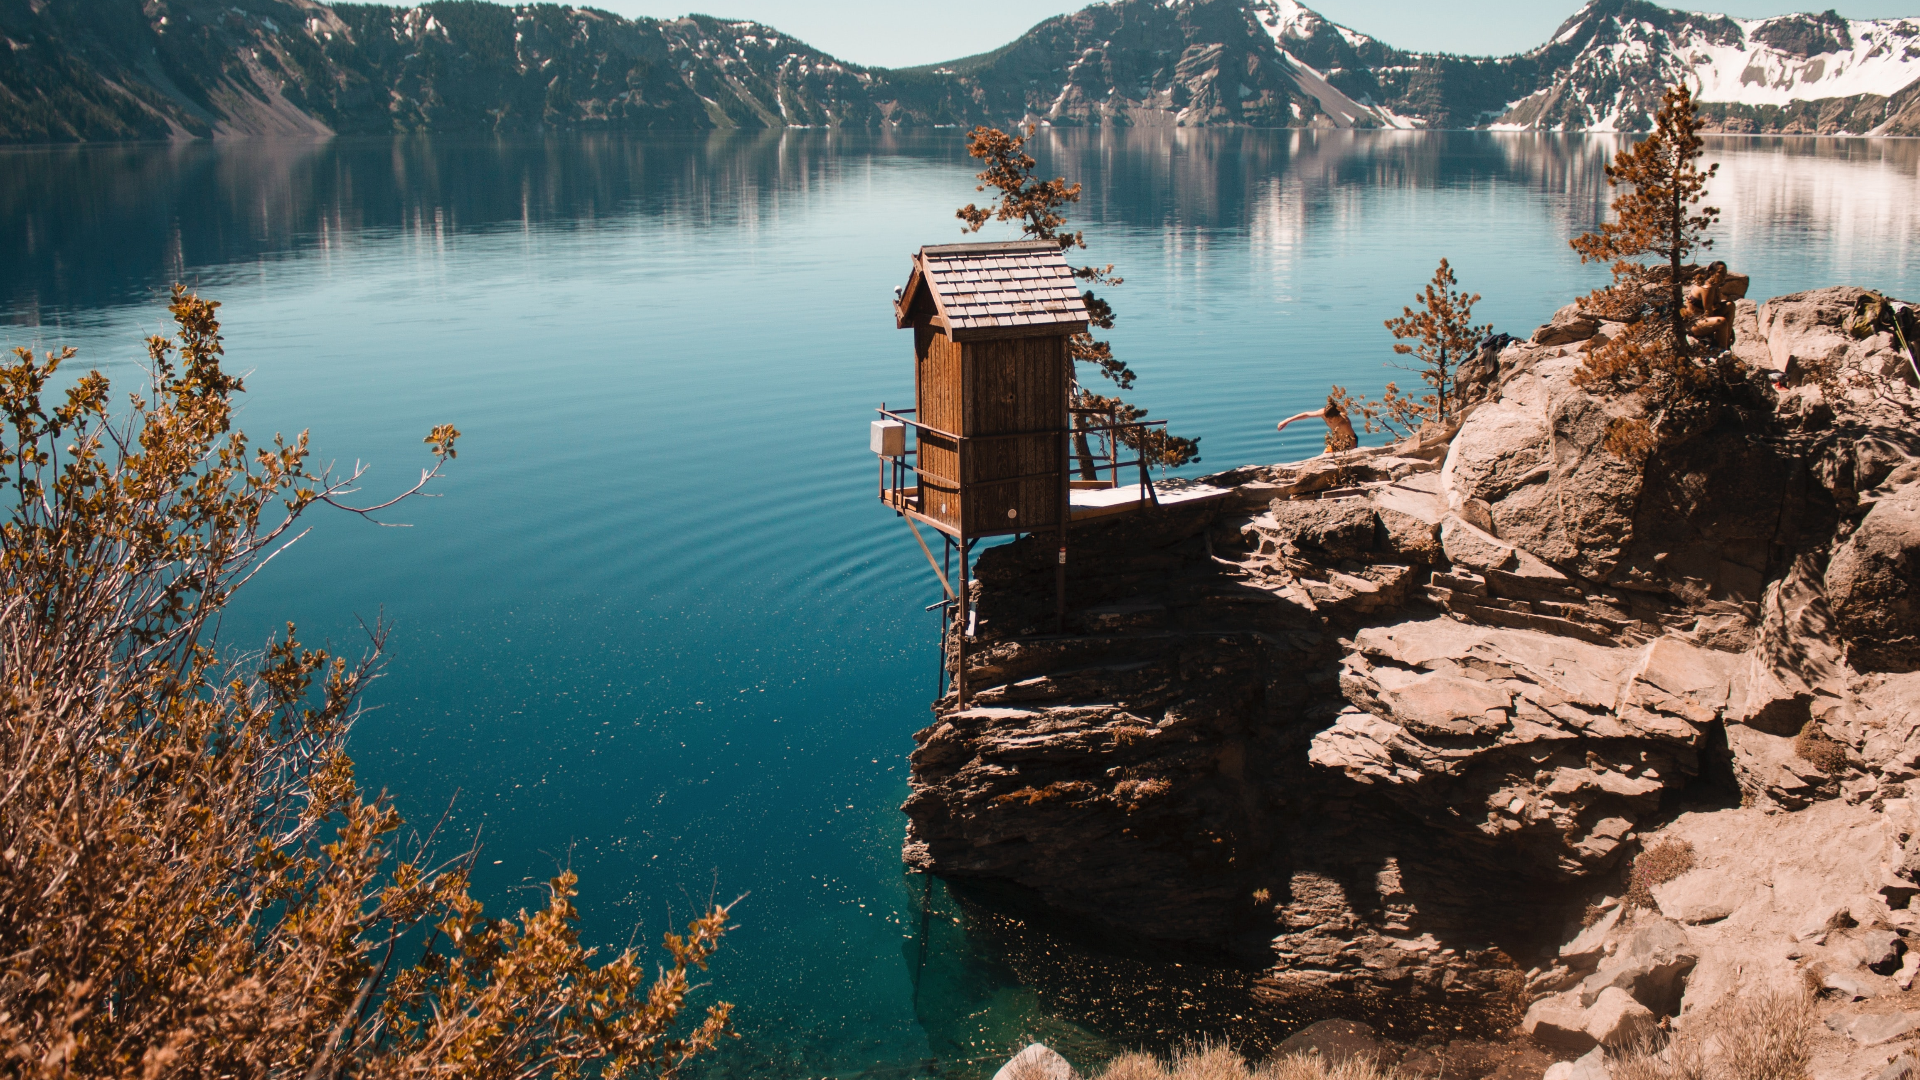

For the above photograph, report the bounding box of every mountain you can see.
[1494,1,1920,133]
[1,0,1917,142]
[0,0,894,140]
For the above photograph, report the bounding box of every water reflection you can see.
[3,128,1916,1080]
[9,129,1915,330]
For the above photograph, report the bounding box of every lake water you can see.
[4,129,1917,1077]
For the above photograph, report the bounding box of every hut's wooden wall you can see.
[912,326,1067,538]
[914,326,963,534]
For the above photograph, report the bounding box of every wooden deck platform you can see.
[882,480,1231,537]
[1069,480,1232,521]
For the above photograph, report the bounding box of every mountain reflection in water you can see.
[0,129,1914,1080]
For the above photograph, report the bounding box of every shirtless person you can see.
[1276,391,1358,454]
[1683,261,1734,352]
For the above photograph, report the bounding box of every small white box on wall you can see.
[870,420,906,457]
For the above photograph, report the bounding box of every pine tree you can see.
[1377,257,1490,432]
[1568,82,1724,461]
[1571,83,1720,358]
[958,126,1200,469]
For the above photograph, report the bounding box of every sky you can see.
[589,0,1920,69]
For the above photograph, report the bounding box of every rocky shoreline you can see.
[906,284,1920,1077]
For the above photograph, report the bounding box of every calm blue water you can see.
[4,129,1917,1077]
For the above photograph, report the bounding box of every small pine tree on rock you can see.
[1568,82,1725,462]
[959,125,1200,469]
[1307,258,1489,446]
[1376,257,1490,433]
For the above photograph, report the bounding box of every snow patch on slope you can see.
[1279,48,1416,128]
[1250,0,1376,51]
[1246,0,1417,128]
[1689,16,1920,106]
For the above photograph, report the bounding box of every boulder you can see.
[1825,966,1884,1000]
[1523,993,1598,1052]
[1648,870,1744,925]
[1254,497,1378,560]
[1440,513,1515,572]
[1533,304,1601,347]
[1542,1048,1608,1080]
[1370,476,1446,562]
[1828,483,1920,672]
[994,1044,1076,1080]
[1730,298,1771,371]
[1725,722,1835,809]
[1438,353,1641,583]
[1575,917,1696,1015]
[1315,620,1734,875]
[1274,1019,1386,1064]
[1828,1010,1920,1046]
[1560,906,1622,968]
[1859,928,1906,973]
[1760,286,1915,384]
[1584,986,1656,1047]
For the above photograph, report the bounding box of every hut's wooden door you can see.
[959,335,1065,536]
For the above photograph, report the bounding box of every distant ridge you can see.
[1,0,1915,142]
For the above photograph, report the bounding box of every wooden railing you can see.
[874,405,1165,523]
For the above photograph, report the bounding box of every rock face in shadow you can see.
[1829,485,1920,672]
[902,286,1920,1033]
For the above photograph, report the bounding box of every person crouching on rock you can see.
[1277,389,1358,454]
[1683,261,1735,353]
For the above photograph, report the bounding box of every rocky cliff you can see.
[3,0,1917,142]
[903,284,1920,1057]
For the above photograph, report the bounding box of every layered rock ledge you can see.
[902,286,1920,1049]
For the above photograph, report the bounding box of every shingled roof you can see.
[895,240,1090,340]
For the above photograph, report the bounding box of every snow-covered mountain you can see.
[1498,1,1920,132]
[1232,0,1920,132]
[2,0,1916,141]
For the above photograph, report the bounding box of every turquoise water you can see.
[4,129,1917,1077]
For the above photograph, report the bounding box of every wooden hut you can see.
[873,238,1210,704]
[885,239,1088,540]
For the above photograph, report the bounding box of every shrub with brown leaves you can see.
[1623,838,1696,914]
[0,288,734,1079]
[1794,721,1850,775]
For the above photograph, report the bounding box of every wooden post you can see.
[1057,427,1068,634]
[955,532,969,707]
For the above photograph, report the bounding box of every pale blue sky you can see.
[591,0,1920,68]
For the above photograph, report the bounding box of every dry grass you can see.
[1719,989,1815,1080]
[1608,989,1814,1080]
[1624,839,1697,912]
[1094,1042,1395,1080]
[993,781,1096,806]
[1101,989,1811,1080]
[1610,1032,1712,1080]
